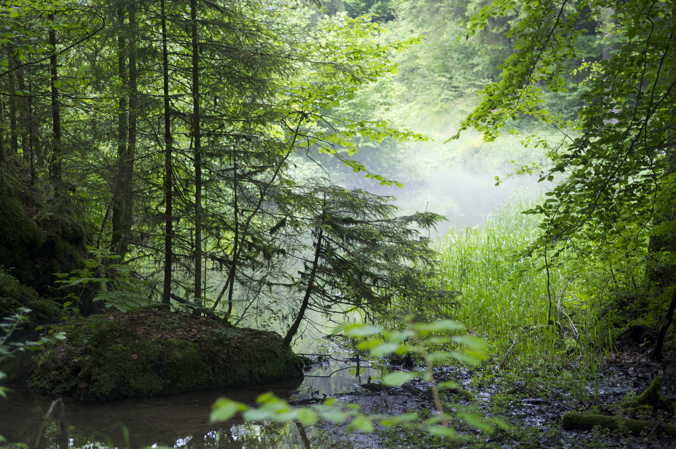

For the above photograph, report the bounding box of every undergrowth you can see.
[435,202,648,373]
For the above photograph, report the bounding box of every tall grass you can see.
[436,203,605,369]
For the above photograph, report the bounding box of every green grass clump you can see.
[435,204,601,369]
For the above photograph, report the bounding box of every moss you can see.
[561,411,676,437]
[624,376,675,414]
[0,173,86,302]
[0,269,61,324]
[28,307,303,400]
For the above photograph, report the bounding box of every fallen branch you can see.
[561,412,676,437]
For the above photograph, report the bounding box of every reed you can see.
[436,203,599,369]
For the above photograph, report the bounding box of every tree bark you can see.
[124,1,138,254]
[14,55,31,170]
[191,0,203,306]
[48,14,62,185]
[284,226,323,347]
[6,46,18,155]
[224,146,238,319]
[161,0,174,306]
[111,1,138,259]
[111,2,128,256]
[27,79,36,184]
[652,287,675,361]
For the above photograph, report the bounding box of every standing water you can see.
[0,340,379,449]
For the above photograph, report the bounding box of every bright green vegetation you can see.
[437,205,619,369]
[0,0,674,447]
[210,319,506,444]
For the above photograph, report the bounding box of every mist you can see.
[317,127,554,239]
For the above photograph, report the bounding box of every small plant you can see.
[210,319,509,444]
[1,308,66,367]
[55,247,149,313]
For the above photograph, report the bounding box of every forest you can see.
[0,0,673,448]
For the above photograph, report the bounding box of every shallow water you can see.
[0,346,378,449]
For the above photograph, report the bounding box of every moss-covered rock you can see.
[28,307,304,400]
[0,269,62,324]
[0,172,85,302]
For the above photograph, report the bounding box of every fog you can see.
[319,130,553,239]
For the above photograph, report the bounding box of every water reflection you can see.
[0,344,373,449]
[1,383,300,449]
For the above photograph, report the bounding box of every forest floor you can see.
[316,349,676,449]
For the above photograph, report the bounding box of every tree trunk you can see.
[48,14,62,185]
[6,47,18,155]
[647,125,676,360]
[191,0,203,306]
[124,1,138,254]
[161,0,174,306]
[111,1,138,259]
[14,56,31,169]
[284,227,323,347]
[225,147,239,320]
[0,95,5,162]
[111,2,128,256]
[27,79,36,184]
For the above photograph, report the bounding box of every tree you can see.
[110,0,139,259]
[190,0,203,306]
[160,0,174,306]
[460,0,675,356]
[0,0,441,339]
[281,184,447,346]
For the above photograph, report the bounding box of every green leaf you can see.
[426,351,454,363]
[437,381,460,391]
[342,324,382,337]
[297,408,318,426]
[243,408,274,421]
[413,320,465,334]
[459,412,494,433]
[382,371,415,387]
[379,412,418,426]
[210,399,248,422]
[426,425,459,439]
[256,392,281,404]
[452,335,487,352]
[370,343,398,357]
[449,351,482,367]
[317,407,349,424]
[349,415,374,432]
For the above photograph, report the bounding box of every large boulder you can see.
[28,307,303,400]
[0,172,86,308]
[0,269,62,325]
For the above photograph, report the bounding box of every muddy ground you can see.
[309,349,676,449]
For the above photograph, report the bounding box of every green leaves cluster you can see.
[0,307,65,398]
[210,319,504,442]
[461,0,675,250]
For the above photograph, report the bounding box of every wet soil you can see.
[317,349,676,449]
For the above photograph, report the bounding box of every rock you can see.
[27,307,304,400]
[0,173,87,313]
[0,269,62,326]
